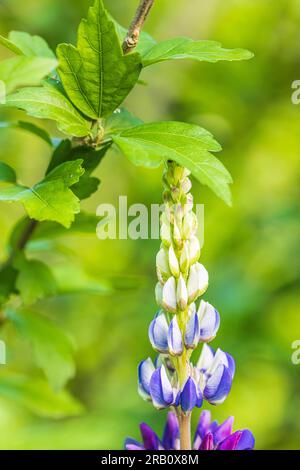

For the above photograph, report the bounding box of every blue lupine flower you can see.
[168,316,183,356]
[138,357,155,401]
[149,365,178,409]
[180,377,203,412]
[149,312,169,353]
[197,300,220,342]
[196,344,235,405]
[184,307,200,349]
[125,410,255,450]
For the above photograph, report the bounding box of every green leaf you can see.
[0,121,52,146]
[105,108,143,136]
[4,82,92,137]
[113,122,233,205]
[71,175,100,200]
[0,161,16,183]
[0,31,55,58]
[8,31,56,58]
[0,265,18,304]
[0,35,23,55]
[56,0,141,119]
[142,37,254,67]
[7,308,75,391]
[13,254,57,305]
[0,373,83,418]
[0,160,85,227]
[0,56,57,93]
[46,140,110,199]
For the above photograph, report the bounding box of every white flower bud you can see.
[162,276,177,314]
[161,221,172,247]
[182,212,198,239]
[173,220,182,247]
[176,274,188,310]
[180,242,190,273]
[187,263,209,303]
[156,247,171,283]
[181,177,192,194]
[183,193,193,215]
[155,282,163,306]
[168,245,180,277]
[188,236,201,265]
[183,168,191,178]
[173,165,185,184]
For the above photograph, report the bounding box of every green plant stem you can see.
[123,0,155,53]
[179,411,192,450]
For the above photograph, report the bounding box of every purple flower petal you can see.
[235,430,255,450]
[193,410,211,448]
[204,364,233,405]
[149,366,174,409]
[168,316,183,356]
[213,416,234,446]
[138,358,155,400]
[149,312,169,353]
[225,352,236,378]
[124,437,144,450]
[162,412,180,450]
[180,377,199,412]
[140,423,160,450]
[199,432,214,450]
[216,430,254,450]
[185,311,200,349]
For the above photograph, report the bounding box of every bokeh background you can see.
[0,0,300,450]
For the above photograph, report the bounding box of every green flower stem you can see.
[179,411,192,450]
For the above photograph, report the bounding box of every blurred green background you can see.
[0,0,300,450]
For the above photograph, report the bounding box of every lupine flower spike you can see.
[126,162,254,450]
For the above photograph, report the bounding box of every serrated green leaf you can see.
[0,161,16,182]
[0,34,23,54]
[4,82,92,137]
[0,121,52,146]
[142,37,253,67]
[8,31,56,58]
[0,31,55,58]
[113,122,233,205]
[46,140,110,199]
[13,254,57,305]
[0,160,84,227]
[105,108,143,136]
[0,373,83,418]
[56,0,141,119]
[0,56,57,93]
[72,175,100,200]
[7,308,75,391]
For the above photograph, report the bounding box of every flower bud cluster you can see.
[138,162,234,415]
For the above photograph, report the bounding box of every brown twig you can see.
[15,219,38,251]
[123,0,155,54]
